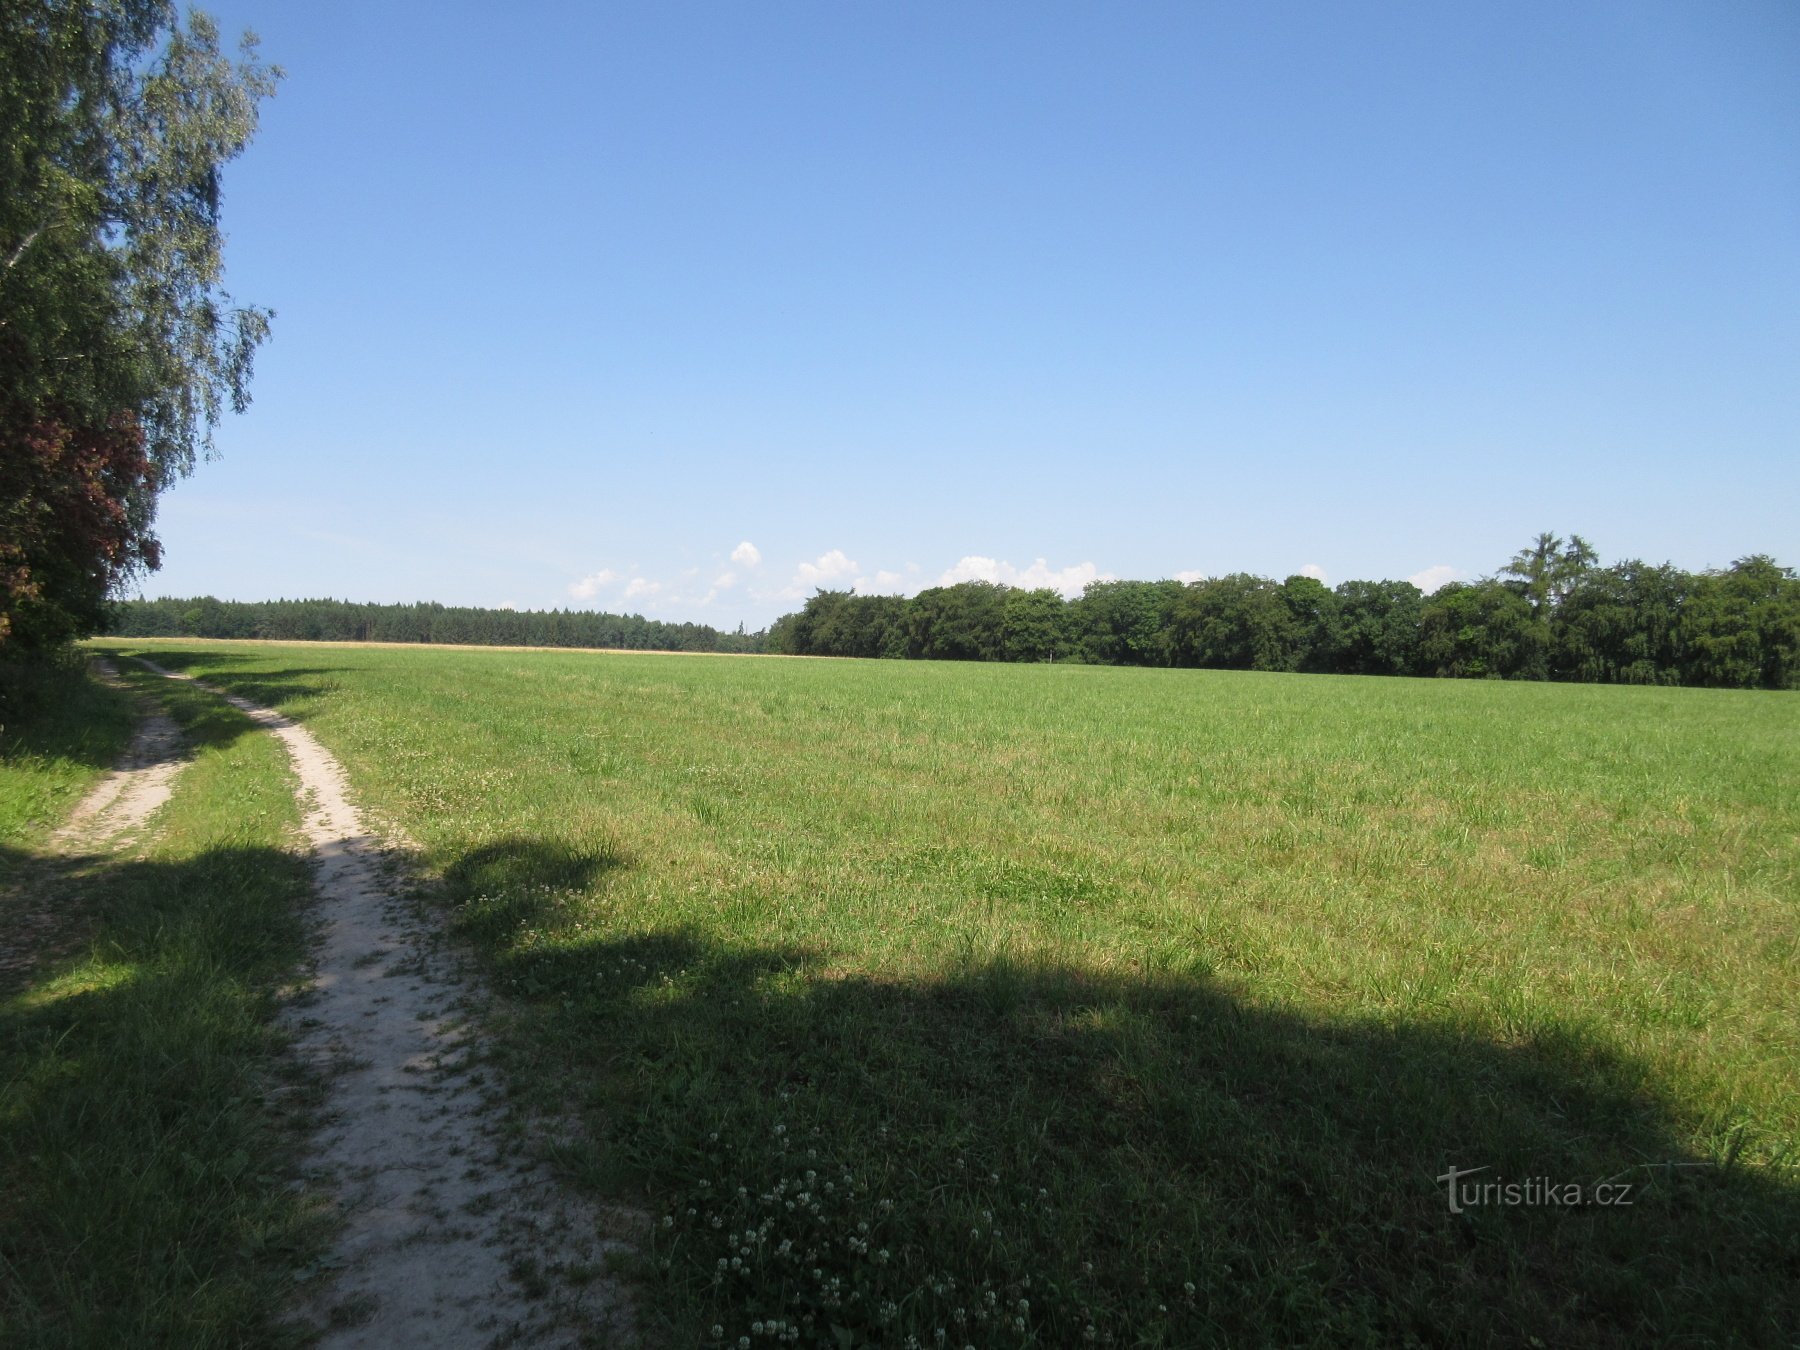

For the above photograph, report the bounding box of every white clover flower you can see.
[712,1324,724,1338]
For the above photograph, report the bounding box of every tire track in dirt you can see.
[133,659,633,1348]
[0,659,192,988]
[49,657,189,850]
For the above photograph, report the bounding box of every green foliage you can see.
[1067,580,1183,666]
[0,2,278,649]
[1417,581,1545,679]
[110,538,1800,690]
[999,587,1067,661]
[904,581,1008,661]
[1680,556,1800,690]
[778,591,908,660]
[1502,531,1598,619]
[110,594,769,653]
[1323,578,1423,676]
[1553,561,1689,685]
[1166,573,1304,671]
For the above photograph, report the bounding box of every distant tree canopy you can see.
[768,540,1800,690]
[105,539,1800,690]
[110,597,768,655]
[2,3,278,651]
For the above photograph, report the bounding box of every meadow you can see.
[90,642,1800,1345]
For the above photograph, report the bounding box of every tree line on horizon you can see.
[107,536,1800,690]
[108,596,768,654]
[767,535,1800,690]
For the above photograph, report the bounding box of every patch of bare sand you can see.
[134,659,636,1349]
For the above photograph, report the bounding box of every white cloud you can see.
[1174,569,1206,584]
[498,600,518,611]
[1298,563,1328,583]
[797,548,858,584]
[569,568,618,599]
[1408,564,1466,594]
[767,549,861,600]
[713,570,738,589]
[937,555,1111,597]
[854,569,911,595]
[623,576,662,600]
[731,540,762,567]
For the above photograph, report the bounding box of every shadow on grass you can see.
[100,646,347,724]
[0,841,325,1350]
[440,841,1800,1349]
[0,652,135,773]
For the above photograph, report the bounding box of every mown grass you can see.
[0,661,325,1348]
[105,639,1800,1347]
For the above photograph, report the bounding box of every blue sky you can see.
[148,0,1799,629]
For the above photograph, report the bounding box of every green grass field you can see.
[94,641,1800,1346]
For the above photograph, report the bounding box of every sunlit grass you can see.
[105,639,1800,1346]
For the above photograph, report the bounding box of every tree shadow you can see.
[98,646,348,723]
[0,651,135,773]
[0,840,325,1347]
[438,839,1800,1348]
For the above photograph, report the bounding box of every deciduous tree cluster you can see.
[767,540,1800,690]
[2,2,276,651]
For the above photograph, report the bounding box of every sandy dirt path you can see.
[134,659,631,1348]
[0,659,192,988]
[49,657,189,850]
